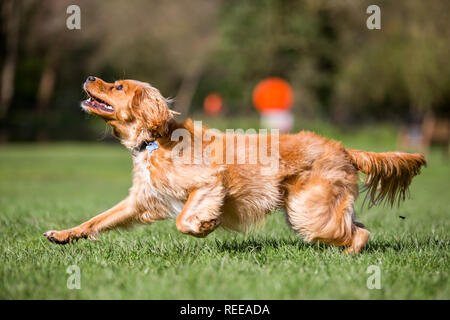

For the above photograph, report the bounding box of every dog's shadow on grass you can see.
[364,238,448,253]
[213,237,327,254]
[211,237,448,254]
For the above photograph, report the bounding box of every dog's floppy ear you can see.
[131,86,172,140]
[131,87,145,109]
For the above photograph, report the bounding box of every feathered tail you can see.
[345,148,426,207]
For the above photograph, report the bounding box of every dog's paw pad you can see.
[199,219,220,232]
[44,230,70,244]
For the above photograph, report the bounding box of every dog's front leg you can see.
[44,197,137,244]
[176,184,223,238]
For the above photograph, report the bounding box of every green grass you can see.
[0,127,449,299]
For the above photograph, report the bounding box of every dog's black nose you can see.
[86,76,96,82]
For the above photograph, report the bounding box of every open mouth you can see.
[83,91,114,113]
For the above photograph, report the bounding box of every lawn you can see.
[0,125,449,299]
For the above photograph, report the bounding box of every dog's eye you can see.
[116,85,123,90]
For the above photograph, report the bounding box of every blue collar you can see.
[135,140,159,154]
[145,141,159,154]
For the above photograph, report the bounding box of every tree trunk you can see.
[37,51,59,114]
[0,0,20,119]
[174,70,202,116]
[36,46,60,142]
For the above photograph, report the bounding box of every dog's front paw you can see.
[44,230,77,244]
[194,218,221,238]
[176,217,221,238]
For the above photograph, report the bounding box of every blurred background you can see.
[1,1,449,299]
[0,0,449,155]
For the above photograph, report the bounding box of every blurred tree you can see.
[210,0,347,116]
[331,0,450,123]
[0,0,449,141]
[86,0,222,115]
[0,0,20,120]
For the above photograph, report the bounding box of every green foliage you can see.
[1,0,449,139]
[332,0,450,121]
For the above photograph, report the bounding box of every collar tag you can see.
[145,141,159,154]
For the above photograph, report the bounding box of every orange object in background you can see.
[252,77,293,113]
[203,93,223,116]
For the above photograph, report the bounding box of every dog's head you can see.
[82,76,175,149]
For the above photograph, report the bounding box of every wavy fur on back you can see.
[345,149,426,207]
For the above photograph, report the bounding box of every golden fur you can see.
[44,77,426,254]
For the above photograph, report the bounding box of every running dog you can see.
[44,76,426,253]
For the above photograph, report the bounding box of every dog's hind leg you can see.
[44,197,138,244]
[176,183,223,238]
[285,176,370,253]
